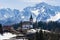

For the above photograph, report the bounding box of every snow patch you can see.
[47,12,60,22]
[21,16,25,19]
[31,9,39,16]
[40,6,45,13]
[0,33,17,40]
[4,15,8,18]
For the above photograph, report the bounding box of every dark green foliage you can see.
[38,21,60,32]
[35,30,44,40]
[35,31,39,40]
[39,30,44,40]
[0,24,3,35]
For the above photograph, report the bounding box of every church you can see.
[20,15,34,29]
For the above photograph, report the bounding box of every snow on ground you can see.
[27,29,51,34]
[0,32,17,40]
[0,29,51,40]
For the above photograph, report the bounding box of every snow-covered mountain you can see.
[22,2,60,22]
[0,2,60,25]
[0,8,22,25]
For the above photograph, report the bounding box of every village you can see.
[0,15,60,40]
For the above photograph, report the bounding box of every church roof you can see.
[22,21,31,25]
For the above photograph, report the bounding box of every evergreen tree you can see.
[35,31,39,40]
[0,24,3,35]
[39,29,44,40]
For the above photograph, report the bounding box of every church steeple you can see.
[30,15,33,19]
[30,15,33,22]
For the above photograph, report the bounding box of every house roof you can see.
[22,21,31,25]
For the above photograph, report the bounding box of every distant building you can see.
[3,26,12,32]
[21,15,33,29]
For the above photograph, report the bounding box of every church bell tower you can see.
[30,15,33,23]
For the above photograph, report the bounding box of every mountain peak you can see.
[0,2,60,25]
[36,2,49,6]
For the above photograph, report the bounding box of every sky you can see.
[0,0,60,11]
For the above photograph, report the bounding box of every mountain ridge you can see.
[0,2,60,25]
